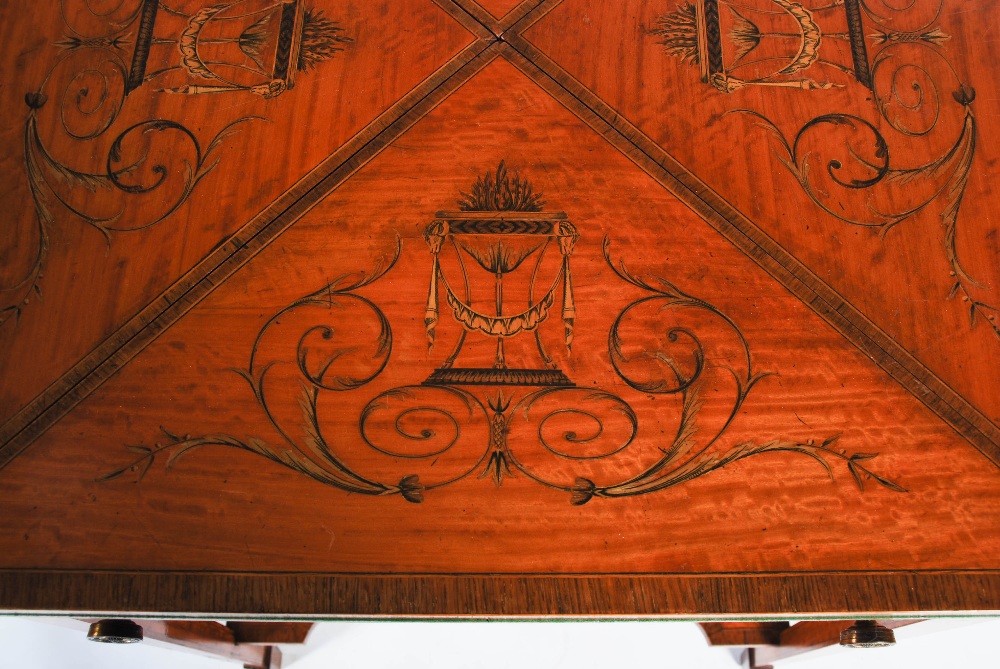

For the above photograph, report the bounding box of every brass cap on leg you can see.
[839,620,895,648]
[87,619,144,644]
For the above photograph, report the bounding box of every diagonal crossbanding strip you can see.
[496,32,1000,468]
[0,36,504,470]
[3,0,998,479]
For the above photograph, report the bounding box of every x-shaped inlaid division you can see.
[0,0,1000,616]
[2,0,996,471]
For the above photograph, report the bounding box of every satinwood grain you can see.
[0,0,477,424]
[1,61,997,581]
[1,0,999,617]
[523,0,1000,425]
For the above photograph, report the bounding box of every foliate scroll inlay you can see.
[651,0,998,339]
[2,0,352,327]
[103,163,905,503]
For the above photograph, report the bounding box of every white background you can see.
[1,617,996,668]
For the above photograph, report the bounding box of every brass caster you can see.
[840,620,895,648]
[87,619,144,644]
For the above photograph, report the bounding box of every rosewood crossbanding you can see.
[0,0,998,618]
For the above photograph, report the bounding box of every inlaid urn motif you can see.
[423,162,579,387]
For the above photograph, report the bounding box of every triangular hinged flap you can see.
[0,0,479,429]
[523,0,1000,431]
[1,58,997,577]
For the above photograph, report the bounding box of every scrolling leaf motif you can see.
[651,0,995,338]
[99,241,423,500]
[103,230,905,504]
[7,52,259,327]
[4,0,354,328]
[13,100,259,327]
[494,238,906,505]
[735,82,995,337]
[733,9,995,338]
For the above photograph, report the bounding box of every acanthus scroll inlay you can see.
[1,0,352,328]
[102,163,906,503]
[652,0,998,339]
